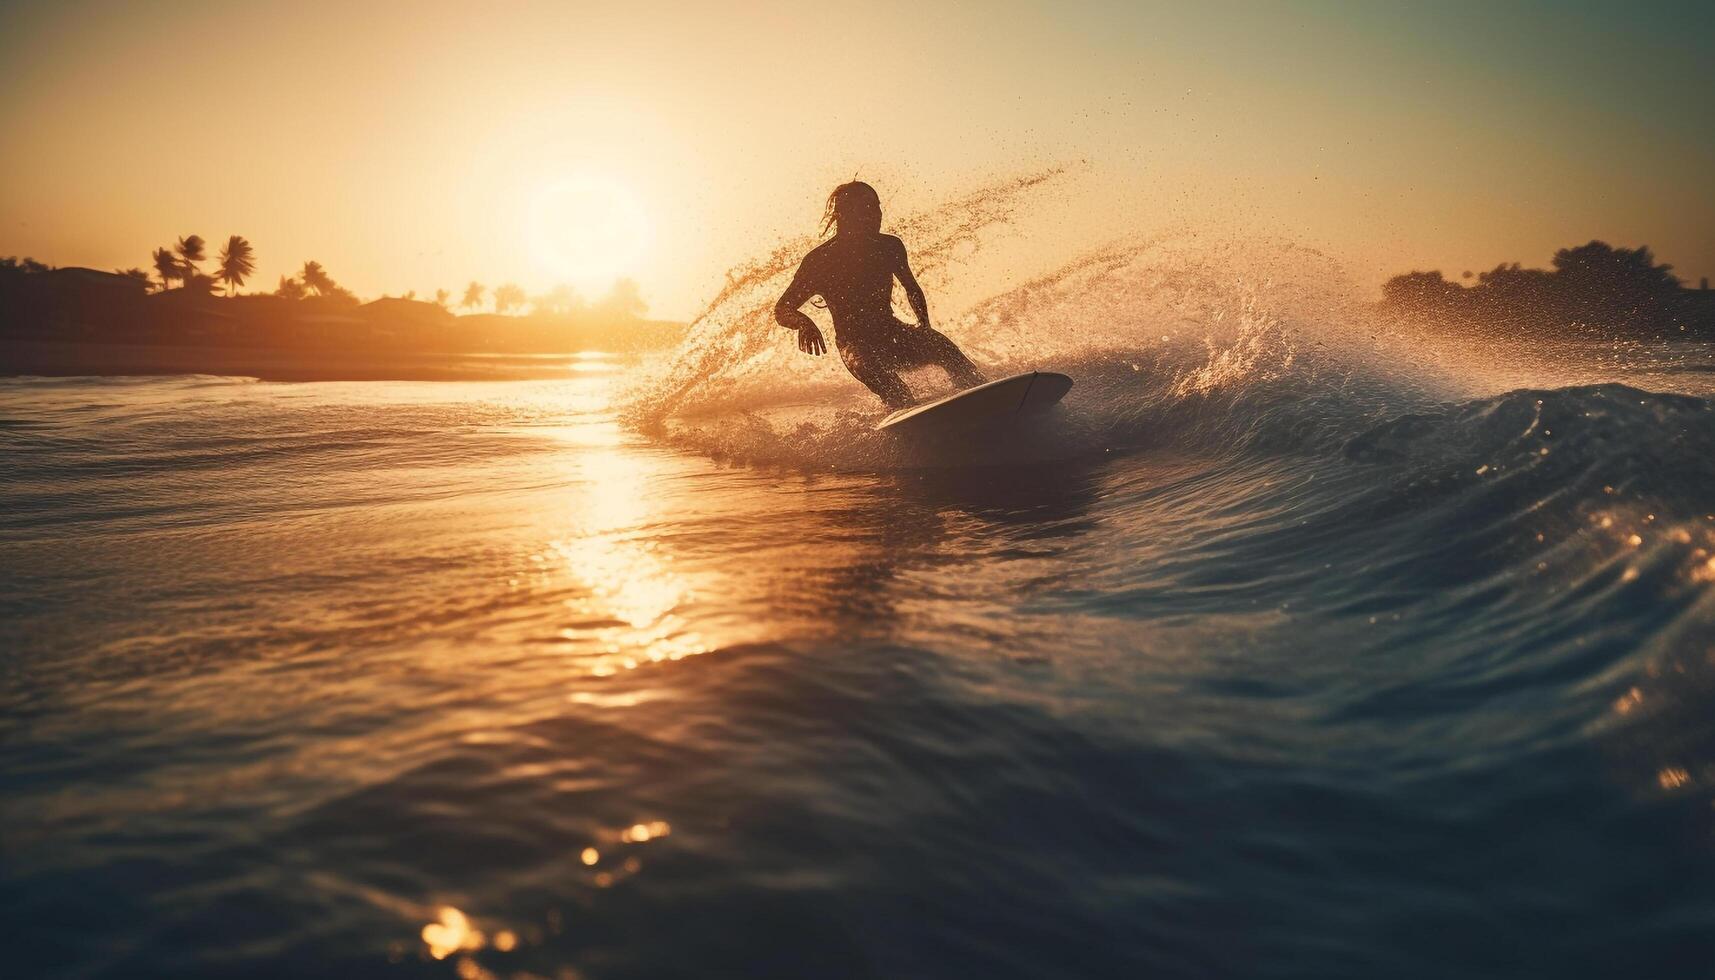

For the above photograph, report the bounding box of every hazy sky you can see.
[2,0,1710,318]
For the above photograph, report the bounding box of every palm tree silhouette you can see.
[461,282,485,311]
[301,261,334,297]
[217,235,256,295]
[532,284,579,315]
[434,288,451,309]
[175,235,207,282]
[276,276,307,300]
[493,282,525,315]
[598,277,648,319]
[152,247,180,291]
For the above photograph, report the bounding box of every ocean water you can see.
[6,220,1715,978]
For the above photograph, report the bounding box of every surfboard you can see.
[875,371,1073,435]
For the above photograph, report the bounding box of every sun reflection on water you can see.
[414,818,675,969]
[525,420,718,676]
[421,905,482,960]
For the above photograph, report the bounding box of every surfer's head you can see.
[822,181,882,237]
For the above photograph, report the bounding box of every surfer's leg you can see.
[839,343,914,410]
[896,326,986,388]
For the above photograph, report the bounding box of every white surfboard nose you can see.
[875,371,1073,434]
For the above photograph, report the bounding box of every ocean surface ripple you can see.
[5,232,1715,977]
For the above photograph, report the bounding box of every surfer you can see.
[774,181,987,409]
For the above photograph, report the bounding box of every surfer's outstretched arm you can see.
[892,238,932,330]
[773,264,826,356]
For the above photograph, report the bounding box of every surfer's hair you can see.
[821,180,882,237]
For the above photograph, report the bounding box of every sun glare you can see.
[527,175,651,291]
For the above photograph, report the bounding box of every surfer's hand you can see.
[797,324,826,356]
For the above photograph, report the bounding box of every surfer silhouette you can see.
[774,181,986,409]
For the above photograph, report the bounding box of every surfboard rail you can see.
[875,370,1073,434]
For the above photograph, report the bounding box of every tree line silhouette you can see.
[0,235,678,375]
[1381,240,1712,338]
[98,233,649,317]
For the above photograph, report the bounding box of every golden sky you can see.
[2,0,1710,318]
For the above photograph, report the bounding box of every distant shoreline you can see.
[1,339,633,382]
[0,265,687,381]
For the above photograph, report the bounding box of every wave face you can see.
[5,187,1715,978]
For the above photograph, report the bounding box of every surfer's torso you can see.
[775,205,985,408]
[796,233,908,340]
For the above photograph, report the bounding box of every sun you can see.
[527,175,651,290]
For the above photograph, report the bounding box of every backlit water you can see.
[4,338,1715,977]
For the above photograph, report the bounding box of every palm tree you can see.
[493,282,525,315]
[217,235,255,295]
[434,288,450,309]
[461,282,485,311]
[597,277,648,319]
[276,276,307,300]
[300,260,334,297]
[175,235,207,281]
[532,283,579,315]
[152,247,180,291]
